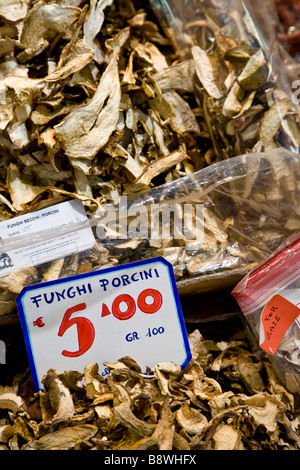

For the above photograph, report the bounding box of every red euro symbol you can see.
[33,317,45,328]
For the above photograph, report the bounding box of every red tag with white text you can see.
[260,295,300,355]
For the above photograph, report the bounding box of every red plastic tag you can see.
[260,294,300,355]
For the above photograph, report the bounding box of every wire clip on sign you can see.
[17,257,191,390]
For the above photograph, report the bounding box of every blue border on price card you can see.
[16,257,192,391]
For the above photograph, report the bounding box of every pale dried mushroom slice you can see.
[222,82,256,118]
[83,362,105,399]
[192,45,228,99]
[23,424,98,450]
[113,402,156,437]
[211,423,244,450]
[246,398,280,433]
[6,163,44,212]
[0,0,30,23]
[154,60,196,93]
[83,0,115,63]
[176,403,208,435]
[42,369,76,422]
[148,399,174,450]
[125,150,189,193]
[43,39,94,84]
[259,96,292,151]
[0,322,300,451]
[54,52,121,159]
[236,354,265,393]
[0,267,40,294]
[18,2,82,61]
[162,90,201,135]
[0,389,26,413]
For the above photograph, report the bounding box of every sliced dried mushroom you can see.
[211,423,244,450]
[176,403,208,435]
[0,267,40,294]
[0,329,299,450]
[23,424,98,450]
[18,2,82,62]
[54,53,121,160]
[6,163,44,212]
[0,389,26,413]
[41,369,75,422]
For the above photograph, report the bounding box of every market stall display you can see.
[0,0,300,453]
[0,328,299,451]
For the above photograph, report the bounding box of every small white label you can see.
[16,257,191,390]
[0,200,95,276]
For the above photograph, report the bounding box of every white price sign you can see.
[0,199,94,277]
[17,257,191,390]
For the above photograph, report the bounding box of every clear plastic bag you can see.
[232,232,300,396]
[1,147,300,324]
[149,0,300,153]
[149,0,284,63]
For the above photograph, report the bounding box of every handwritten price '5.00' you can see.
[57,289,163,358]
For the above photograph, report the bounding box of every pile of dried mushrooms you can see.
[1,0,300,314]
[0,1,300,332]
[1,0,300,219]
[0,329,299,450]
[0,0,300,452]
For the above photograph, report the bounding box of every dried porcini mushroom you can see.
[0,0,202,220]
[0,0,299,311]
[0,12,300,443]
[41,369,76,422]
[0,0,299,221]
[0,385,26,414]
[0,330,299,450]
